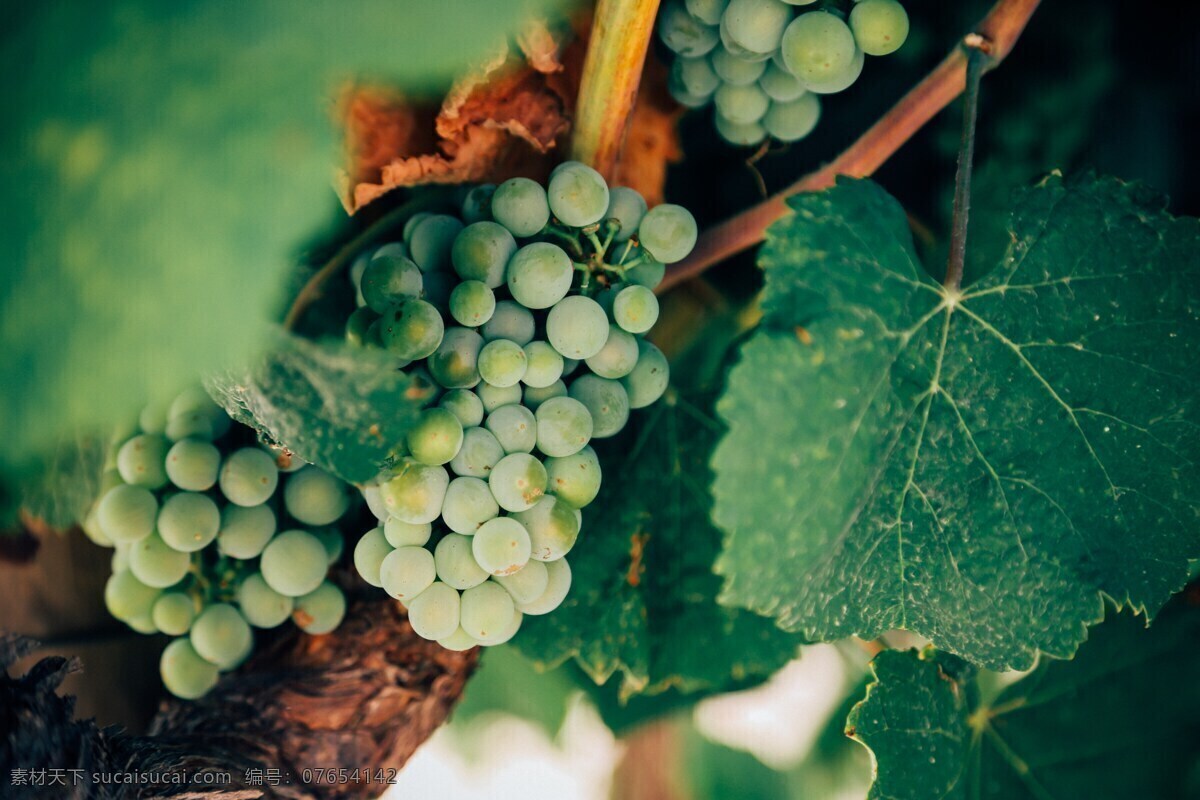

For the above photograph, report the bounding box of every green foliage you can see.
[713,175,1200,670]
[17,436,109,530]
[848,601,1200,799]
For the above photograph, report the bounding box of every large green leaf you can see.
[847,602,1200,799]
[713,175,1200,669]
[517,390,804,698]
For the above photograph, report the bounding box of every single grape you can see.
[168,387,228,437]
[346,302,376,340]
[461,183,496,223]
[105,569,161,622]
[435,533,489,590]
[379,297,445,360]
[613,285,662,333]
[524,380,568,411]
[472,517,532,576]
[516,557,572,615]
[219,448,279,507]
[759,62,808,101]
[495,559,550,605]
[116,433,169,488]
[283,466,349,526]
[625,259,667,289]
[477,606,523,646]
[712,47,768,86]
[722,0,791,53]
[658,1,720,57]
[138,400,169,434]
[584,327,638,380]
[763,93,822,141]
[407,408,465,467]
[479,341,530,389]
[460,581,516,642]
[545,446,603,508]
[450,427,506,478]
[362,484,388,521]
[217,504,276,559]
[111,543,132,574]
[522,342,565,388]
[402,212,431,241]
[442,476,500,534]
[489,453,548,512]
[718,13,774,61]
[547,296,610,359]
[799,46,863,94]
[482,301,536,345]
[260,530,328,597]
[165,438,221,491]
[513,495,579,562]
[407,582,461,640]
[476,381,523,413]
[569,375,631,439]
[409,214,464,272]
[686,0,728,25]
[669,78,714,109]
[380,546,437,602]
[312,527,344,564]
[491,177,551,237]
[449,280,496,327]
[428,327,484,389]
[164,410,214,442]
[849,0,908,55]
[380,461,451,524]
[237,572,294,628]
[437,627,480,651]
[714,82,770,125]
[81,506,113,548]
[451,221,517,288]
[674,55,720,99]
[506,242,574,310]
[361,255,423,313]
[160,638,219,699]
[623,339,671,408]
[190,603,252,669]
[437,391,481,429]
[152,593,195,636]
[293,582,346,634]
[547,162,610,227]
[605,186,649,241]
[97,484,157,544]
[535,396,593,457]
[781,11,857,84]
[130,532,192,588]
[384,517,433,548]
[715,113,767,146]
[485,403,537,454]
[353,527,393,587]
[156,492,219,553]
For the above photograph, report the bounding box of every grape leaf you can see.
[713,175,1200,670]
[206,331,431,484]
[847,600,1200,799]
[17,436,109,530]
[516,390,804,698]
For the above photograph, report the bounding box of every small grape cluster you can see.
[344,162,687,650]
[84,387,352,699]
[660,0,910,146]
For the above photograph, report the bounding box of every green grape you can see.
[547,161,610,228]
[435,533,489,590]
[362,484,388,521]
[158,491,220,552]
[409,214,464,272]
[718,13,774,61]
[491,177,551,237]
[361,254,423,313]
[380,546,437,602]
[669,78,714,109]
[495,560,549,605]
[799,46,863,94]
[237,573,294,628]
[82,506,113,548]
[217,504,276,559]
[759,62,807,101]
[622,339,671,408]
[522,341,565,388]
[535,396,593,457]
[349,249,371,307]
[513,495,579,562]
[428,327,484,389]
[442,476,500,534]
[783,0,819,4]
[489,453,548,512]
[168,386,227,437]
[658,1,719,57]
[604,186,649,241]
[312,527,344,564]
[781,10,856,84]
[471,517,531,576]
[482,300,536,345]
[407,408,465,466]
[722,0,791,54]
[506,242,574,310]
[260,529,329,597]
[478,340,529,388]
[569,375,631,439]
[111,543,131,573]
[284,466,349,526]
[165,411,214,443]
[402,212,431,241]
[105,569,161,622]
[515,557,572,615]
[130,532,192,588]
[97,484,157,544]
[613,285,661,333]
[293,581,346,634]
[219,448,279,507]
[714,82,770,125]
[379,297,445,360]
[673,58,719,102]
[440,389,485,428]
[160,638,219,699]
[849,0,908,55]
[450,427,506,478]
[547,296,610,359]
[381,461,451,524]
[563,359,582,378]
[763,93,822,141]
[459,581,516,642]
[461,183,496,223]
[449,280,496,327]
[407,582,461,640]
[625,259,666,289]
[478,607,523,646]
[353,527,393,587]
[190,603,252,669]
[686,0,728,25]
[152,592,195,636]
[385,517,433,548]
[523,380,568,411]
[116,433,169,488]
[484,404,537,454]
[138,400,169,434]
[421,270,455,308]
[476,381,522,414]
[545,446,602,508]
[712,47,768,86]
[451,221,517,288]
[437,627,480,651]
[715,113,767,146]
[165,438,220,492]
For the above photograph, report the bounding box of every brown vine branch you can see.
[658,0,1043,294]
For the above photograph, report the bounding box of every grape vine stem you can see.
[658,0,1043,294]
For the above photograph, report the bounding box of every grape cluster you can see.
[345,163,684,650]
[84,387,352,699]
[659,0,910,146]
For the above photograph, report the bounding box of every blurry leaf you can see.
[713,175,1200,670]
[206,331,432,484]
[452,645,580,738]
[18,437,109,530]
[682,727,791,800]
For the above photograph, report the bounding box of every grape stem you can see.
[658,0,1043,294]
[944,43,990,291]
